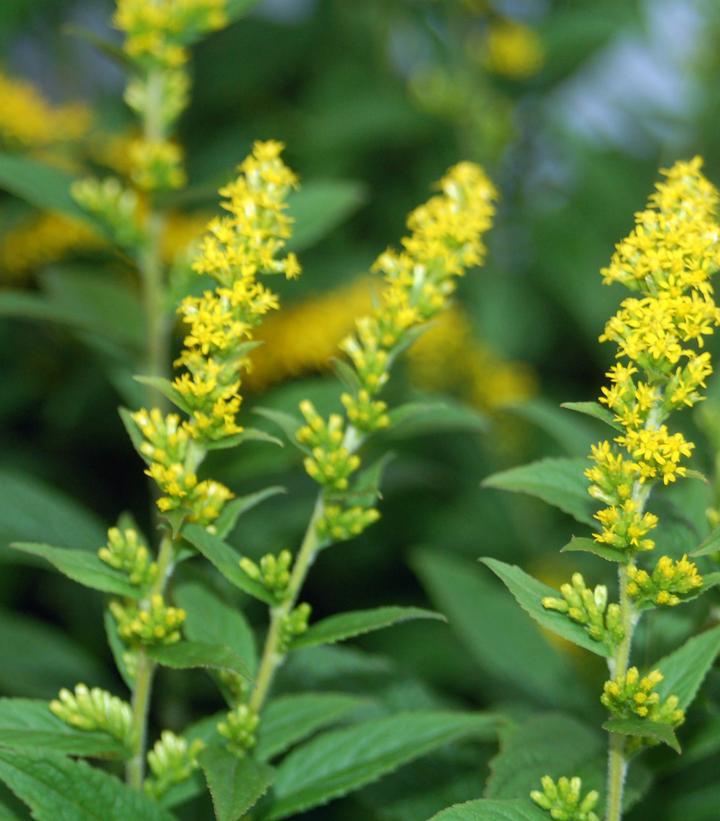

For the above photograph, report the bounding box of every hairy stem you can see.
[126,533,176,788]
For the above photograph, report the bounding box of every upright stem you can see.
[126,533,176,787]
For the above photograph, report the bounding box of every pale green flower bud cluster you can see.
[71,177,143,248]
[601,667,683,725]
[217,669,247,703]
[316,503,380,543]
[297,401,360,491]
[340,389,389,433]
[239,550,293,602]
[110,594,185,646]
[530,776,599,821]
[145,730,205,798]
[541,573,624,649]
[217,704,259,757]
[99,527,157,588]
[125,71,189,132]
[50,684,134,749]
[279,602,311,651]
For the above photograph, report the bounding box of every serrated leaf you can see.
[0,699,125,758]
[9,542,139,598]
[387,400,487,438]
[482,458,594,525]
[560,535,628,564]
[199,746,274,821]
[655,624,720,712]
[256,693,366,762]
[133,376,191,413]
[0,469,105,551]
[203,428,284,451]
[147,641,252,680]
[480,558,609,656]
[431,799,548,821]
[0,747,173,820]
[691,527,720,557]
[175,582,256,676]
[212,486,285,540]
[182,524,275,604]
[286,180,366,253]
[253,407,304,450]
[266,711,500,819]
[291,606,445,650]
[412,550,583,708]
[603,717,680,753]
[561,401,623,431]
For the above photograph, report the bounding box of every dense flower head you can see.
[530,775,599,821]
[627,554,703,607]
[114,0,228,68]
[601,667,684,726]
[588,158,720,552]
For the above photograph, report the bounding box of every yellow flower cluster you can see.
[114,0,227,67]
[110,594,186,646]
[589,158,720,553]
[478,20,545,79]
[130,139,186,191]
[601,667,683,725]
[173,140,300,442]
[627,554,703,607]
[0,71,92,148]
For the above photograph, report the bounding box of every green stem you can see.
[125,533,176,788]
[248,497,324,713]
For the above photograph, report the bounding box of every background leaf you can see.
[199,746,274,821]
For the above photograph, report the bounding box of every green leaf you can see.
[655,624,720,712]
[266,711,500,819]
[691,526,720,557]
[291,606,445,650]
[61,24,131,67]
[561,401,623,431]
[0,469,106,551]
[0,154,89,223]
[387,400,487,438]
[256,693,366,762]
[560,535,628,564]
[119,407,151,466]
[182,524,275,604]
[286,180,366,253]
[253,407,304,450]
[0,699,125,758]
[331,357,362,392]
[486,714,602,801]
[0,747,173,820]
[147,641,252,681]
[412,550,583,708]
[603,717,680,753]
[174,582,256,676]
[482,458,594,525]
[104,611,134,690]
[133,376,191,413]
[506,399,596,456]
[203,428,284,451]
[342,452,394,513]
[431,799,547,821]
[9,542,140,598]
[212,486,285,540]
[199,746,274,821]
[480,558,609,656]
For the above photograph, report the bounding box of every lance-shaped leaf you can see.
[655,623,720,712]
[265,711,500,819]
[253,407,304,451]
[603,717,680,753]
[256,692,366,762]
[104,612,134,690]
[203,428,283,451]
[147,641,253,681]
[119,407,151,466]
[691,527,720,557]
[0,747,174,820]
[133,376,191,413]
[0,154,90,223]
[482,458,594,526]
[0,699,125,758]
[560,535,628,564]
[286,179,366,253]
[290,606,445,650]
[387,400,487,438]
[199,746,274,821]
[431,799,548,821]
[211,486,285,540]
[9,542,140,598]
[561,401,623,431]
[182,524,275,604]
[480,558,609,657]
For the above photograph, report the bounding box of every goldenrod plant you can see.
[431,158,720,821]
[0,2,507,817]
